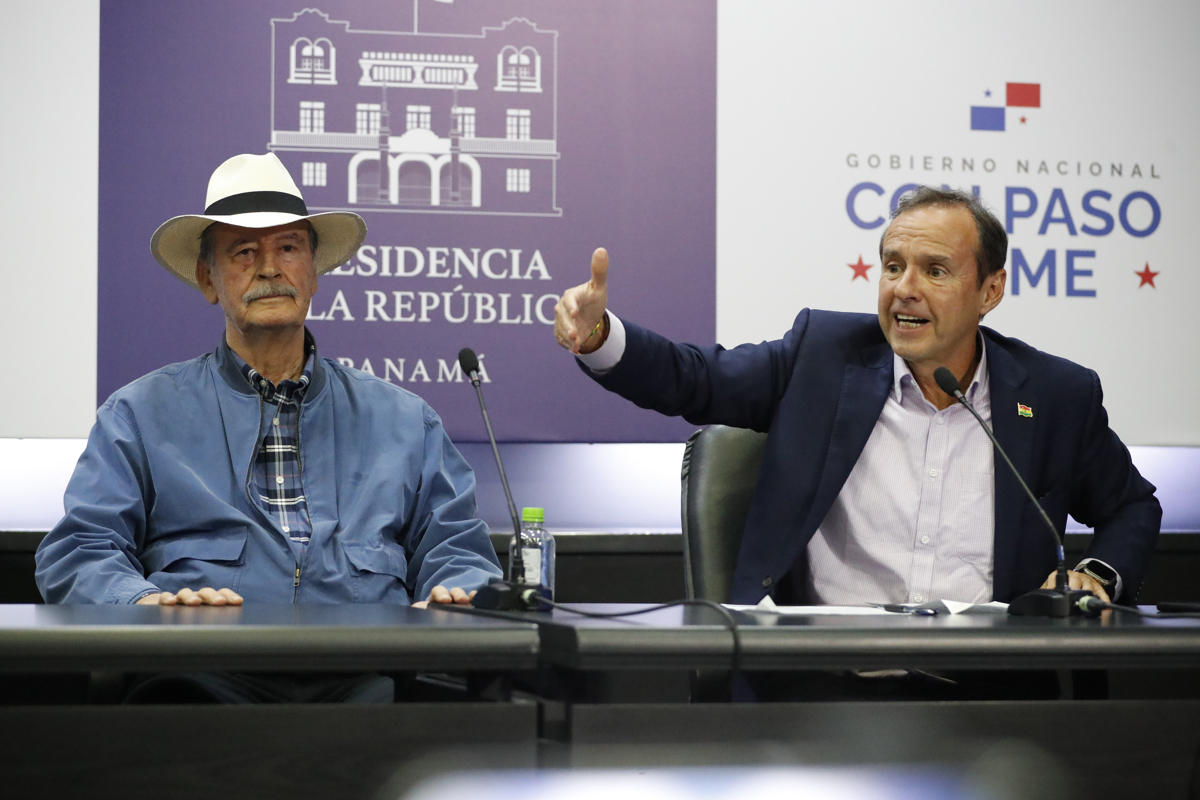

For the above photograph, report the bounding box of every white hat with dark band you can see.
[150,153,367,290]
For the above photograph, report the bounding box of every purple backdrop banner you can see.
[98,0,715,442]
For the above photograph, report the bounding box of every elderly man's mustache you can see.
[242,283,299,304]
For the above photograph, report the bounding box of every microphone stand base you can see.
[1007,588,1099,618]
[471,580,545,611]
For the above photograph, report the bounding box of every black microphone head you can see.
[933,366,961,397]
[457,348,479,375]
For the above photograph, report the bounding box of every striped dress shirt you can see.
[805,348,996,605]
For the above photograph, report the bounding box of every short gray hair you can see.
[198,221,319,267]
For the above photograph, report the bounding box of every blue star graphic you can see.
[984,89,992,97]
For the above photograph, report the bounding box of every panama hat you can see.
[150,153,367,289]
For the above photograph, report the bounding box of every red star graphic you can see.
[848,256,872,281]
[1135,263,1159,288]
[1020,116,1027,124]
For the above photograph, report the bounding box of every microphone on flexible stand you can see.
[457,348,541,611]
[933,366,1096,618]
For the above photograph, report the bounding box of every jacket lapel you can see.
[212,339,263,497]
[985,335,1036,601]
[801,341,893,539]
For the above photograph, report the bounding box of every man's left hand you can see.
[1040,569,1111,604]
[412,586,478,609]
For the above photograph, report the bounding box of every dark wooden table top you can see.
[483,603,1200,671]
[0,603,540,673]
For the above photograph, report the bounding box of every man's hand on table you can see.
[136,587,243,606]
[412,585,477,609]
[1040,570,1111,604]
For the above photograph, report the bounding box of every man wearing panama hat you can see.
[36,154,501,619]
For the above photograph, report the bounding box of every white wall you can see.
[716,0,1200,446]
[3,1,1198,444]
[1,1,1197,532]
[0,1,99,438]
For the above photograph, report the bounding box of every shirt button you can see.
[920,535,930,544]
[913,594,924,603]
[762,576,773,588]
[936,417,945,425]
[273,418,280,426]
[282,525,290,533]
[276,476,284,484]
[929,468,938,478]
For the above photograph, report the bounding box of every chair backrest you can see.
[680,424,769,602]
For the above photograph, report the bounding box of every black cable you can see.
[935,366,1069,595]
[1081,597,1200,619]
[541,598,743,696]
[443,598,744,698]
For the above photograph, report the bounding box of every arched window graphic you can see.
[301,42,325,72]
[394,159,433,205]
[347,151,381,205]
[495,45,541,93]
[289,37,337,85]
[435,155,482,208]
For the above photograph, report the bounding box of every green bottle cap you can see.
[521,507,545,524]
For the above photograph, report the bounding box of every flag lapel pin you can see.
[1017,403,1033,418]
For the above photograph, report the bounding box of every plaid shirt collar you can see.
[231,335,316,405]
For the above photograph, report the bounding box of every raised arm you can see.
[554,246,835,430]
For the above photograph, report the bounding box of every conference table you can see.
[7,600,1200,679]
[0,602,540,674]
[6,602,1200,800]
[483,602,1200,800]
[0,603,542,800]
[506,602,1200,671]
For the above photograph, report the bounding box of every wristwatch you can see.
[1078,560,1118,593]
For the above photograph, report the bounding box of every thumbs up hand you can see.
[554,248,610,355]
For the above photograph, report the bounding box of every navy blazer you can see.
[591,309,1161,604]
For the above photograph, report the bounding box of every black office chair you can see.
[680,424,769,602]
[680,425,768,702]
[681,425,1088,703]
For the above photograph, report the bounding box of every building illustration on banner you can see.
[269,8,561,216]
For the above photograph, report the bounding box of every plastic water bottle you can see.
[509,507,555,600]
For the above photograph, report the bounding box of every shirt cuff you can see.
[128,588,160,605]
[575,312,626,374]
[1076,557,1123,600]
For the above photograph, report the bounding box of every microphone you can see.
[933,366,1094,618]
[457,348,540,611]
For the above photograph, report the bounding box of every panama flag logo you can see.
[971,83,1040,131]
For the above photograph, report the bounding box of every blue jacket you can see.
[36,338,501,604]
[590,311,1161,604]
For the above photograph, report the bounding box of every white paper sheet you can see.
[725,598,1010,616]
